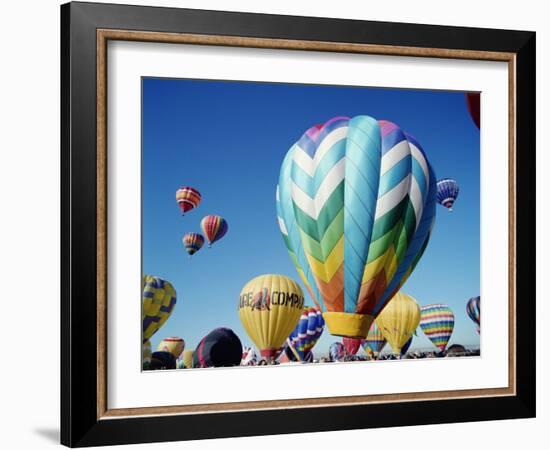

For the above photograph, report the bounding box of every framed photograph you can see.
[61,1,535,447]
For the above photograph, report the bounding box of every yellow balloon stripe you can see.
[304,235,344,283]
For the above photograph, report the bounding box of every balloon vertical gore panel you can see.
[62,3,534,446]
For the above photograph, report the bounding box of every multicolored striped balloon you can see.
[183,232,205,256]
[200,215,228,247]
[157,336,185,359]
[176,186,201,215]
[277,116,437,338]
[436,178,459,211]
[241,346,258,366]
[142,276,177,343]
[287,306,325,361]
[467,296,480,333]
[419,304,455,352]
[362,321,386,355]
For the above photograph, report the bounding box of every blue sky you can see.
[142,77,480,357]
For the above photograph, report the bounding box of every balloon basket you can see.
[322,312,374,339]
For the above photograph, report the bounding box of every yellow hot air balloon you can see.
[142,276,177,343]
[238,274,304,363]
[375,291,420,355]
[182,350,194,369]
[157,337,185,359]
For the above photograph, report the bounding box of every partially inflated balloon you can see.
[239,274,304,361]
[193,328,242,368]
[342,337,363,356]
[142,276,177,343]
[286,306,324,361]
[419,304,455,351]
[362,321,386,355]
[436,178,459,211]
[467,296,480,333]
[241,346,258,366]
[375,292,421,355]
[182,350,194,369]
[157,337,185,359]
[277,116,436,338]
[183,232,204,256]
[176,186,201,215]
[200,215,228,247]
[329,342,346,362]
[150,351,176,370]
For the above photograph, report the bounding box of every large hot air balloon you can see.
[342,337,363,356]
[467,296,480,333]
[200,215,228,247]
[193,328,242,368]
[465,93,480,129]
[375,291,421,355]
[157,337,185,359]
[286,306,325,361]
[142,340,152,368]
[238,274,304,362]
[276,116,437,338]
[362,321,386,356]
[183,232,204,256]
[419,304,455,352]
[436,178,459,211]
[142,276,177,343]
[176,186,201,215]
[329,342,346,362]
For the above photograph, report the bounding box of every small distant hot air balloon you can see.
[436,178,459,211]
[376,292,421,355]
[176,186,201,215]
[362,321,386,357]
[241,347,258,366]
[142,340,152,368]
[193,328,242,368]
[467,296,480,334]
[200,215,228,247]
[419,304,455,352]
[142,276,177,343]
[286,306,325,361]
[342,337,363,356]
[157,337,185,359]
[277,116,437,339]
[465,93,480,129]
[329,342,346,362]
[182,232,204,256]
[238,274,304,363]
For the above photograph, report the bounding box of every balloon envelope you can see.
[200,215,228,246]
[238,274,304,360]
[142,340,152,366]
[467,296,480,333]
[241,346,258,366]
[400,336,413,356]
[419,304,455,351]
[329,342,346,362]
[277,116,437,338]
[436,178,459,211]
[193,328,242,368]
[287,306,325,361]
[465,93,480,129]
[157,337,185,359]
[375,291,421,354]
[182,350,194,369]
[149,351,176,370]
[362,321,386,355]
[183,232,204,256]
[342,337,363,356]
[142,276,177,343]
[176,186,201,215]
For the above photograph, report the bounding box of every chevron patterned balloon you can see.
[419,304,455,352]
[277,116,437,338]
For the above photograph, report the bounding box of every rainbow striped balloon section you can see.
[200,215,228,247]
[176,186,201,215]
[277,116,437,338]
[362,321,386,355]
[287,306,325,361]
[466,296,480,333]
[419,304,455,352]
[183,232,205,256]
